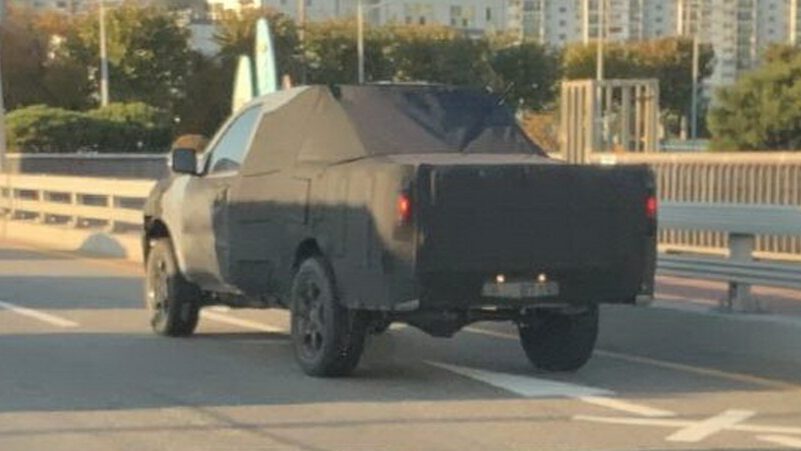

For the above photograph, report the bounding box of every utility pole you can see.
[357,0,365,84]
[0,0,7,170]
[99,0,110,106]
[297,0,307,83]
[691,33,700,140]
[595,0,606,153]
[596,0,605,82]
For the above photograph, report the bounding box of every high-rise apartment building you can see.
[14,0,801,87]
[513,0,677,44]
[8,0,125,14]
[676,0,789,87]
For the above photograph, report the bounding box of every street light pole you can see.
[690,33,700,140]
[357,0,365,84]
[596,0,605,82]
[595,0,606,153]
[297,0,306,83]
[0,0,7,170]
[99,0,110,106]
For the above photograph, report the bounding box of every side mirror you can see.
[171,148,199,175]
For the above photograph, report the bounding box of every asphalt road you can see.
[1,241,801,451]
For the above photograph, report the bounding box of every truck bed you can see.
[407,158,654,307]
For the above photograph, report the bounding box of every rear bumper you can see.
[416,269,642,309]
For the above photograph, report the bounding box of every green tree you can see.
[61,4,192,110]
[174,53,230,136]
[563,41,637,80]
[708,51,801,151]
[386,25,492,87]
[563,37,714,120]
[633,38,714,120]
[213,7,300,82]
[490,42,561,111]
[0,6,49,109]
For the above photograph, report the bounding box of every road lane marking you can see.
[0,300,79,328]
[576,414,801,441]
[575,415,689,428]
[666,409,756,442]
[428,361,675,418]
[757,435,801,448]
[201,310,285,333]
[594,349,801,391]
[578,396,676,418]
[462,326,801,390]
[735,423,801,435]
[428,361,612,398]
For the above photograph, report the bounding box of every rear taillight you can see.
[646,195,658,220]
[645,195,657,237]
[397,193,412,225]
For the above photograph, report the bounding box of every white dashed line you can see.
[428,361,676,418]
[462,326,801,391]
[757,435,801,448]
[201,310,285,333]
[0,300,79,328]
[666,409,756,442]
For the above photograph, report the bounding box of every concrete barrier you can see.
[0,174,155,262]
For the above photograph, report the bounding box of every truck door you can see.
[179,106,262,291]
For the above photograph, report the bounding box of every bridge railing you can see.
[0,174,155,234]
[592,152,801,261]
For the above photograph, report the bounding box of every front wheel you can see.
[290,257,367,377]
[144,239,201,337]
[518,306,599,372]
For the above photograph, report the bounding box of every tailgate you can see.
[414,163,653,302]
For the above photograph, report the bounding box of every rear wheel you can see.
[290,257,367,377]
[144,239,201,337]
[518,306,599,372]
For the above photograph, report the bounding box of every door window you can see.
[206,106,261,174]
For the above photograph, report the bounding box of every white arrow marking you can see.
[757,435,801,448]
[577,414,801,439]
[429,361,674,417]
[0,300,79,328]
[201,311,284,333]
[667,409,756,443]
[578,396,676,418]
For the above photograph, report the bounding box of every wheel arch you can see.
[293,238,324,272]
[143,217,190,276]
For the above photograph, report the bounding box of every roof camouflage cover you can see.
[243,85,545,174]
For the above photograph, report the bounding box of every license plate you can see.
[482,281,560,299]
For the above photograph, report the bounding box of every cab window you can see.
[206,106,261,174]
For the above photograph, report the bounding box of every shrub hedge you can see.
[6,103,173,153]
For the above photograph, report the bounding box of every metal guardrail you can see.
[0,174,155,233]
[658,202,801,312]
[592,152,801,259]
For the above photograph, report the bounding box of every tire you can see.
[518,306,599,372]
[144,239,201,337]
[290,257,367,377]
[369,319,392,335]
